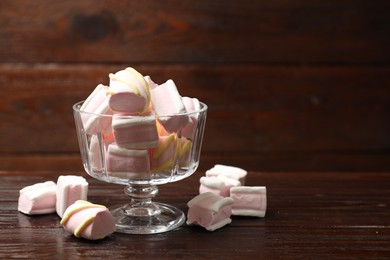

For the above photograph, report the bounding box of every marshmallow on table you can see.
[187,192,234,231]
[181,97,201,140]
[150,79,189,133]
[206,164,248,185]
[79,84,112,135]
[230,186,267,217]
[60,200,116,240]
[106,143,151,180]
[112,114,158,149]
[108,67,151,114]
[199,176,241,197]
[151,134,177,173]
[56,175,89,218]
[18,181,57,215]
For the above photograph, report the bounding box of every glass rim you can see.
[72,100,208,118]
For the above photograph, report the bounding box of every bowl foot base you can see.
[110,203,186,234]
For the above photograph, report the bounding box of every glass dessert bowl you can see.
[73,101,207,234]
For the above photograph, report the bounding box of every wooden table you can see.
[1,170,389,259]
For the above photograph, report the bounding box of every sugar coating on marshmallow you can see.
[106,143,151,179]
[56,175,89,218]
[206,164,247,185]
[61,200,116,240]
[187,192,233,231]
[18,181,57,215]
[230,186,267,217]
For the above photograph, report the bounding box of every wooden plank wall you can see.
[1,0,389,172]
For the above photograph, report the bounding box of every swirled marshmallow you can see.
[60,200,115,240]
[151,134,177,173]
[108,67,151,114]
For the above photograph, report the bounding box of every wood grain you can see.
[1,64,389,171]
[0,0,389,64]
[0,1,389,172]
[1,171,389,258]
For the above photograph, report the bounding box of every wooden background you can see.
[0,0,389,172]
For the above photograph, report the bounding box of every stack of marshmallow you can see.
[18,175,116,240]
[186,164,267,231]
[80,67,201,178]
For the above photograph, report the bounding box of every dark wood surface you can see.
[1,0,390,172]
[1,170,389,259]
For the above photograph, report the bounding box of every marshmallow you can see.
[112,114,158,149]
[230,186,267,217]
[150,79,189,132]
[89,132,115,171]
[206,164,248,185]
[199,176,240,197]
[106,143,151,180]
[144,75,158,90]
[151,134,177,173]
[80,84,112,134]
[89,132,116,172]
[177,137,192,167]
[89,135,103,171]
[181,97,201,139]
[187,192,233,231]
[61,200,116,240]
[56,175,89,218]
[108,67,151,114]
[18,181,57,215]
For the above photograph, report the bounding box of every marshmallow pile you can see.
[78,67,203,179]
[18,176,115,240]
[186,164,267,231]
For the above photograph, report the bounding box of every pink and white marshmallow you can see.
[230,186,267,217]
[181,97,201,140]
[151,134,177,173]
[18,181,57,215]
[61,200,116,240]
[199,176,241,197]
[206,164,248,185]
[177,137,192,167]
[89,132,115,172]
[56,175,89,218]
[150,79,189,132]
[112,114,158,149]
[80,84,112,134]
[108,67,151,114]
[106,143,151,180]
[187,192,233,231]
